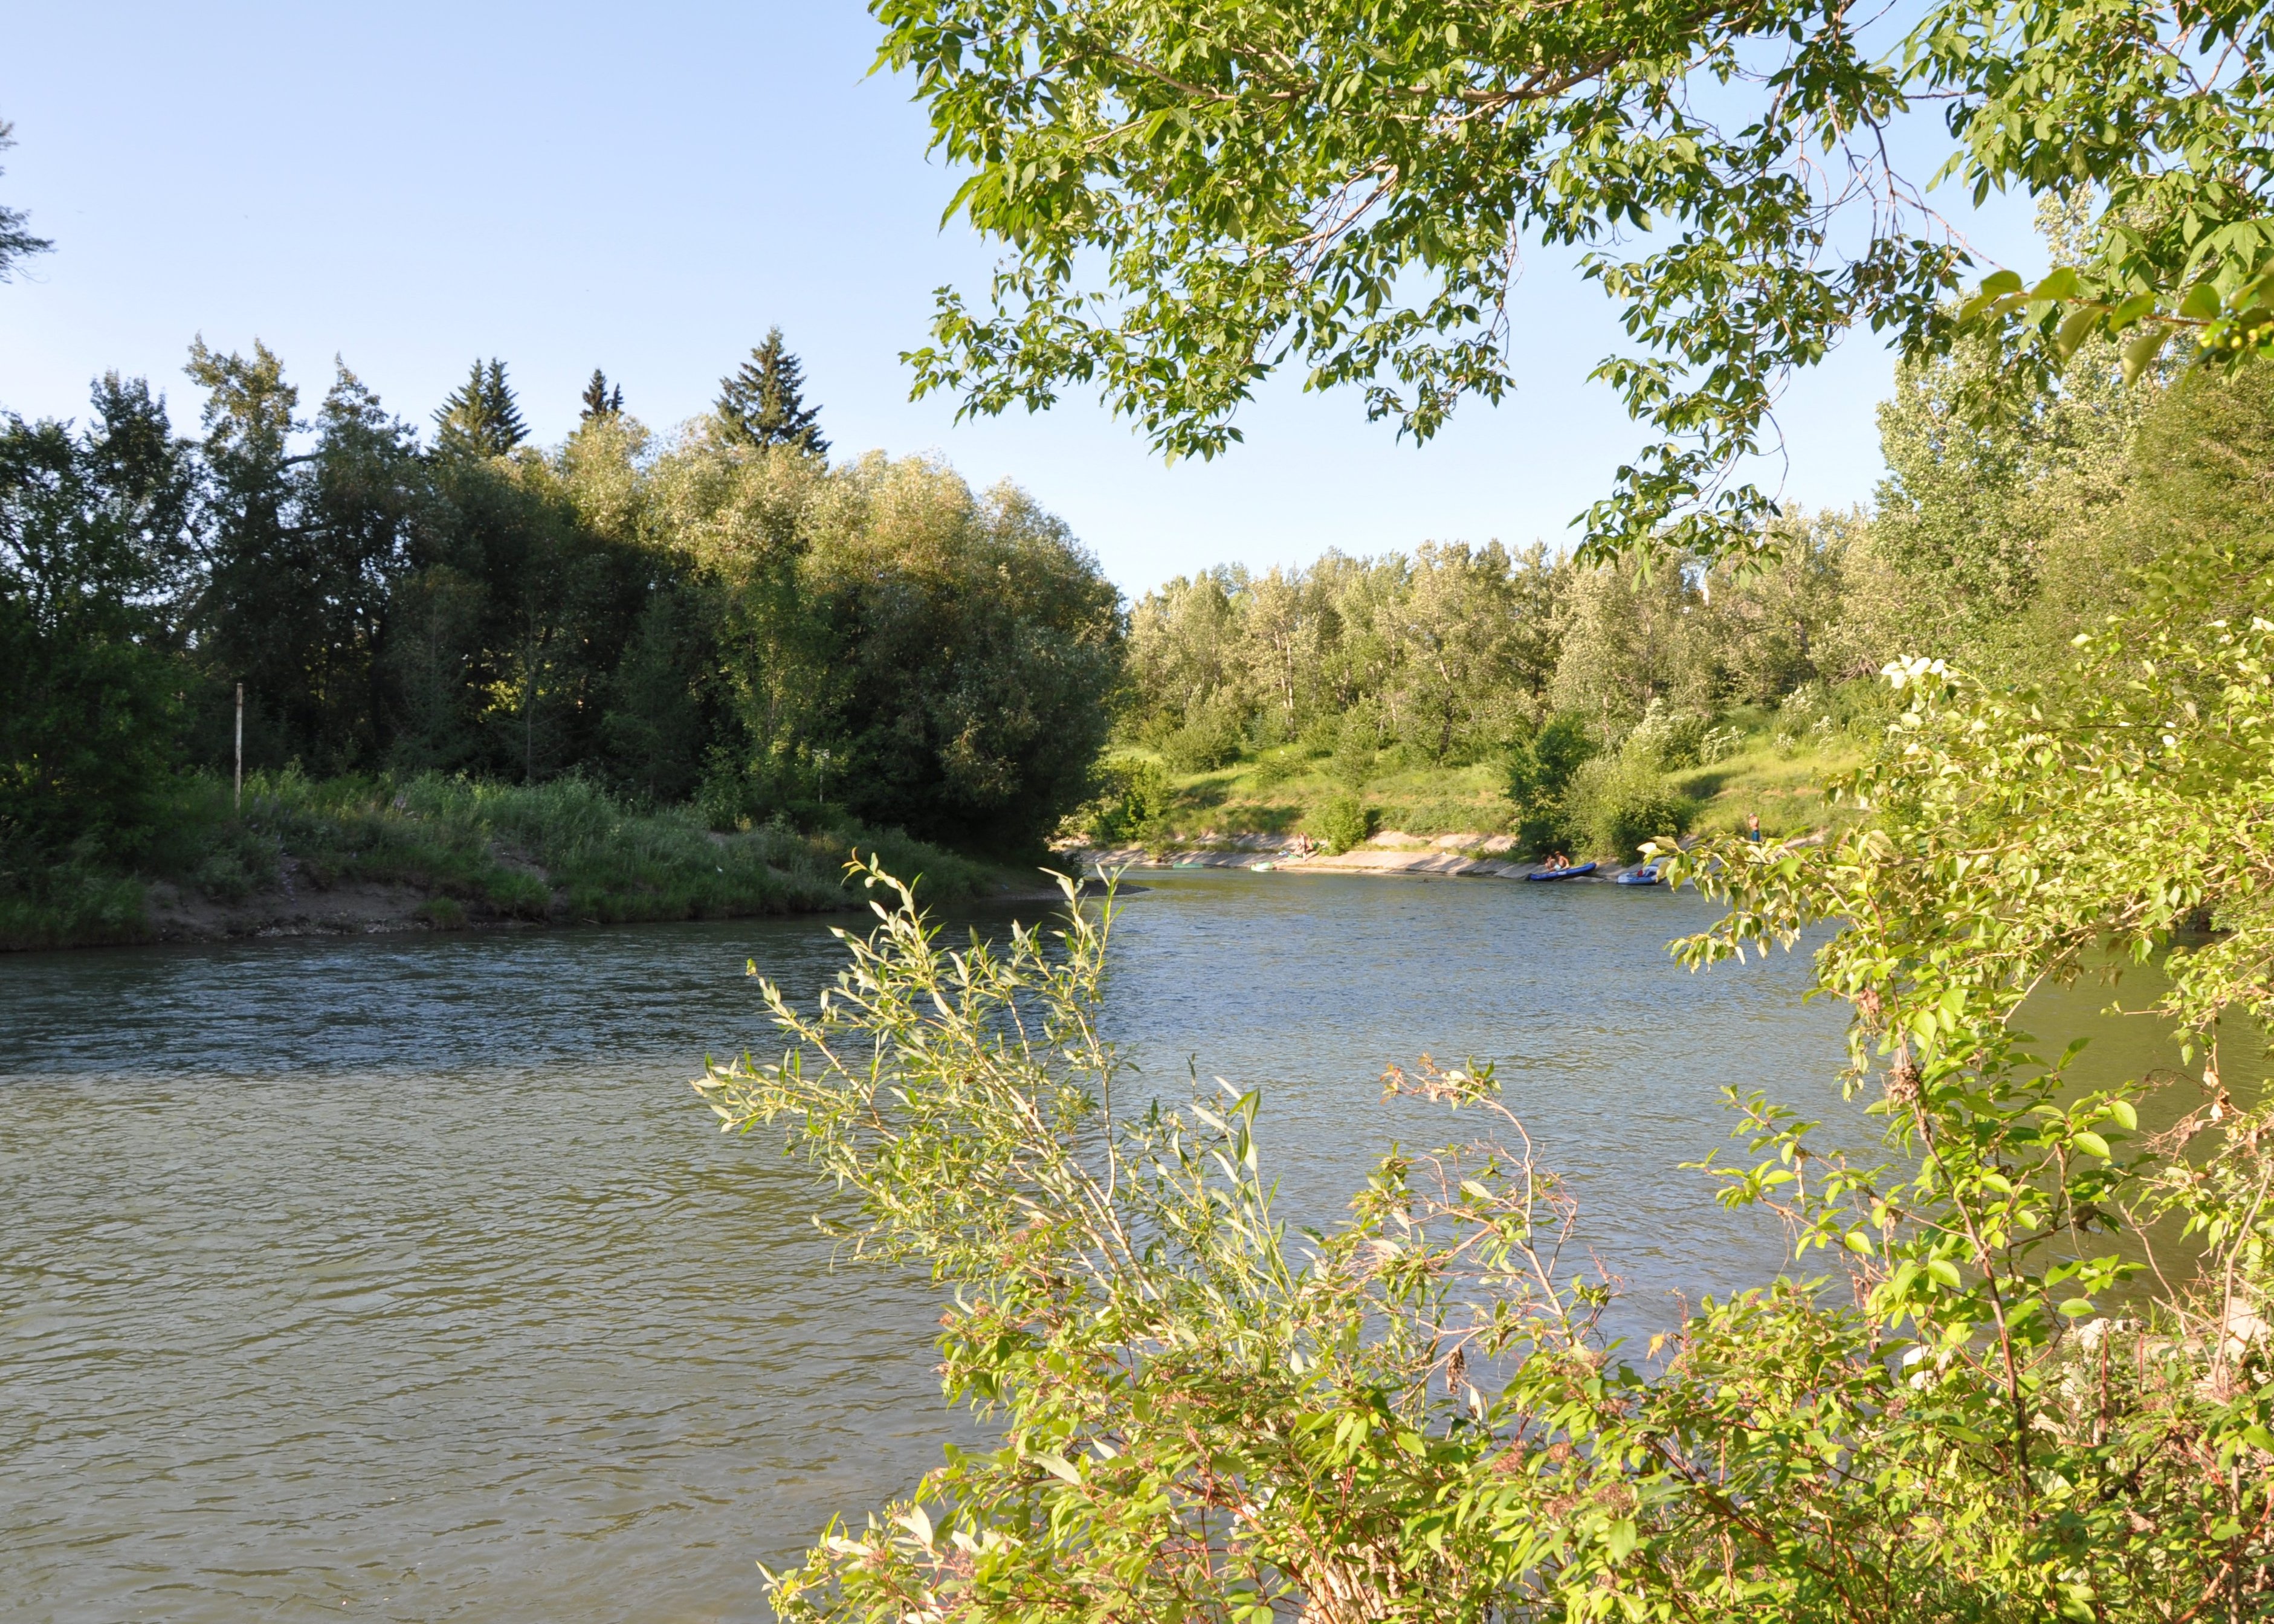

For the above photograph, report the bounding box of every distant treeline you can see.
[1122,325,2270,776]
[1,332,1123,867]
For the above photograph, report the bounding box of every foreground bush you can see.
[699,541,2273,1623]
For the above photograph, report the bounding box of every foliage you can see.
[706,524,2274,1618]
[432,358,531,460]
[1123,527,1905,793]
[0,118,51,282]
[580,368,625,420]
[0,376,195,861]
[1077,755,1172,845]
[1308,790,1373,854]
[3,339,1120,866]
[1129,545,1562,768]
[1563,749,1693,863]
[717,326,830,457]
[1157,694,1247,772]
[0,768,996,950]
[1623,699,1708,773]
[659,443,1125,849]
[873,0,2274,559]
[1505,711,1595,813]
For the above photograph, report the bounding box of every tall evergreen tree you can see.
[432,358,528,459]
[716,328,828,456]
[0,119,52,283]
[580,368,624,420]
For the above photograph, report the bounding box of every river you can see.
[4,870,1854,1622]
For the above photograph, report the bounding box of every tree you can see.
[874,0,2274,560]
[0,119,52,283]
[649,442,1119,845]
[186,344,422,773]
[433,358,529,460]
[0,376,196,860]
[717,327,829,456]
[580,368,624,420]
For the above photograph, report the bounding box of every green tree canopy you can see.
[0,377,195,858]
[717,327,830,456]
[874,0,2274,557]
[433,358,529,460]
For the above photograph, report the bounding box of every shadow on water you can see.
[28,866,2182,1620]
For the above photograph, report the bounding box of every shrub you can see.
[1624,697,1710,770]
[1160,697,1246,772]
[414,895,467,929]
[1310,792,1373,854]
[706,551,2274,1624]
[1564,750,1694,862]
[1248,750,1297,791]
[1507,711,1596,811]
[1079,756,1171,845]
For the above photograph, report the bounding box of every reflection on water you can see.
[4,870,1856,1622]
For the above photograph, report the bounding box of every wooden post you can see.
[234,683,244,813]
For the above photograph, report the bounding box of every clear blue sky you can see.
[1,2,2041,593]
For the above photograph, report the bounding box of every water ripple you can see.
[1,873,1849,1621]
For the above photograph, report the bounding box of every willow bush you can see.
[696,545,2272,1623]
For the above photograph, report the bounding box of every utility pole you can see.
[234,683,244,813]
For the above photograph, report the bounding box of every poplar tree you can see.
[580,368,623,420]
[432,359,528,459]
[716,328,829,456]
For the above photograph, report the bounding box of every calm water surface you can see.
[4,871,1853,1622]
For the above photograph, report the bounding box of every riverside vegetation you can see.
[0,332,1120,947]
[686,0,2274,1617]
[1079,203,2230,865]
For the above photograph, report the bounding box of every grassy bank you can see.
[1,770,1000,952]
[1098,705,1865,856]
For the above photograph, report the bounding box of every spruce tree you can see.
[0,120,52,283]
[716,327,828,456]
[432,358,528,459]
[580,368,624,420]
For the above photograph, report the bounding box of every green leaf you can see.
[2058,1297,2095,1317]
[2108,291,2158,330]
[1030,1451,1084,1486]
[2055,306,2101,358]
[2121,327,2171,384]
[2107,1099,2138,1131]
[1980,269,2024,298]
[2180,279,2224,320]
[1606,1518,1638,1561]
[1925,1257,1963,1290]
[2073,1130,2111,1159]
[2031,267,2080,301]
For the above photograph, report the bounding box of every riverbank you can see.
[0,771,1013,952]
[1062,828,1728,880]
[1103,710,1860,856]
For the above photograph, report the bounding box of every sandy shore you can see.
[1059,830,1597,880]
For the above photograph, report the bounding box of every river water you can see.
[4,870,1855,1622]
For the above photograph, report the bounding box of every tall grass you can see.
[2,770,996,950]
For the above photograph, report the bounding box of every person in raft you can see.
[1546,852,1571,871]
